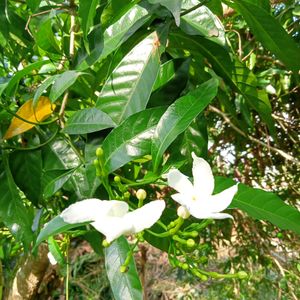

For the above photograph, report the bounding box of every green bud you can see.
[237,271,248,279]
[124,191,131,199]
[277,232,283,238]
[114,176,121,183]
[102,239,110,248]
[136,189,147,201]
[120,266,127,273]
[190,231,198,238]
[186,239,195,248]
[93,159,99,167]
[96,147,104,157]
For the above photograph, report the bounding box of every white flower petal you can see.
[92,216,132,243]
[191,152,214,197]
[124,200,165,233]
[209,184,238,213]
[60,199,128,224]
[166,169,193,194]
[171,193,190,206]
[209,212,233,219]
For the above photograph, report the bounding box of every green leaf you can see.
[35,215,87,249]
[102,107,165,173]
[10,150,43,206]
[96,31,161,125]
[149,0,183,26]
[78,0,98,47]
[5,60,51,96]
[35,19,60,54]
[0,154,34,251]
[42,137,81,171]
[48,236,66,265]
[105,236,143,300]
[230,0,300,73]
[43,168,77,198]
[76,4,150,71]
[63,108,116,135]
[151,78,218,172]
[168,32,275,134]
[33,75,58,107]
[27,0,41,12]
[180,0,226,45]
[49,70,81,103]
[215,177,300,235]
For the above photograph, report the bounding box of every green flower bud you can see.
[177,206,190,219]
[186,239,195,248]
[120,265,127,273]
[93,159,99,167]
[237,271,248,279]
[124,191,131,199]
[114,176,121,183]
[96,147,104,157]
[136,189,147,201]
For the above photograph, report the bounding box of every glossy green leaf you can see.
[152,60,176,91]
[43,138,81,171]
[0,154,34,251]
[5,60,50,96]
[215,177,300,235]
[102,107,165,173]
[180,0,226,45]
[35,215,88,249]
[96,31,161,125]
[76,5,150,71]
[10,150,43,206]
[149,0,182,26]
[49,70,81,103]
[105,236,143,300]
[33,75,58,107]
[35,19,60,54]
[151,78,218,172]
[44,168,76,198]
[229,0,300,72]
[168,32,274,134]
[63,108,116,134]
[78,0,98,47]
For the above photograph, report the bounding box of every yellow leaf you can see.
[4,96,56,140]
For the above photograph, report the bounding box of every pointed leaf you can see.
[105,236,143,300]
[103,107,165,173]
[33,75,58,107]
[180,0,226,45]
[35,215,88,249]
[63,108,116,134]
[5,60,50,96]
[44,168,77,198]
[230,0,300,72]
[0,154,34,251]
[76,5,150,71]
[10,150,43,206]
[49,70,81,103]
[96,32,161,124]
[149,0,182,26]
[151,78,218,172]
[4,97,56,140]
[215,177,300,235]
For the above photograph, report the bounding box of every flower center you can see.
[192,195,197,201]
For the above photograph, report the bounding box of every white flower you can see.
[60,199,165,243]
[166,152,238,219]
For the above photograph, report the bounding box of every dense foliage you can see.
[0,0,299,299]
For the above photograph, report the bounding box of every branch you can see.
[208,105,300,166]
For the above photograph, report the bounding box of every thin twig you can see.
[209,105,300,166]
[180,1,208,17]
